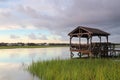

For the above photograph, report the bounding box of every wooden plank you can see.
[70,49,90,54]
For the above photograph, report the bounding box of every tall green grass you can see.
[28,59,120,80]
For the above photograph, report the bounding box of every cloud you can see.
[0,8,12,18]
[17,5,40,18]
[0,0,8,2]
[28,33,38,40]
[47,35,62,41]
[10,34,20,39]
[38,33,48,40]
[0,0,120,43]
[28,32,62,41]
[28,33,48,40]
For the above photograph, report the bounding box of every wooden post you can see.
[90,36,92,57]
[100,36,101,44]
[87,38,89,45]
[78,28,81,58]
[70,36,73,58]
[106,36,109,57]
[79,35,81,50]
[78,52,81,58]
[99,36,102,57]
[70,52,74,58]
[110,43,112,57]
[87,37,89,52]
[107,36,108,44]
[112,44,115,57]
[79,28,81,51]
[70,36,72,50]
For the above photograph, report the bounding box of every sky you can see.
[0,0,120,43]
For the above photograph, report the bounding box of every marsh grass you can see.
[28,59,120,80]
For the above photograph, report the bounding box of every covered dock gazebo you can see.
[68,26,110,58]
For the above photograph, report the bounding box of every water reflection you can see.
[0,63,35,80]
[0,47,69,80]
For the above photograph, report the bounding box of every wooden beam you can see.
[70,33,90,36]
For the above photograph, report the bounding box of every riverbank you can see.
[0,45,68,49]
[28,59,120,80]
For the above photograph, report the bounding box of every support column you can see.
[106,36,109,57]
[70,36,73,58]
[90,36,92,57]
[99,36,102,57]
[70,36,72,50]
[106,36,108,44]
[110,43,112,57]
[78,28,81,51]
[87,38,89,45]
[98,36,101,42]
[78,35,81,58]
[87,37,89,52]
[79,35,81,50]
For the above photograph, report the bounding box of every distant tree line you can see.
[0,42,69,46]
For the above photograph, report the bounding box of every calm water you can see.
[0,47,69,80]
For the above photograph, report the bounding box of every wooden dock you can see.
[68,26,120,58]
[70,43,120,58]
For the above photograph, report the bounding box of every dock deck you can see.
[70,43,120,58]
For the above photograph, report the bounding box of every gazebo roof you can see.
[68,26,110,37]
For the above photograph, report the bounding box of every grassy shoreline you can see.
[28,59,120,80]
[0,45,68,49]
